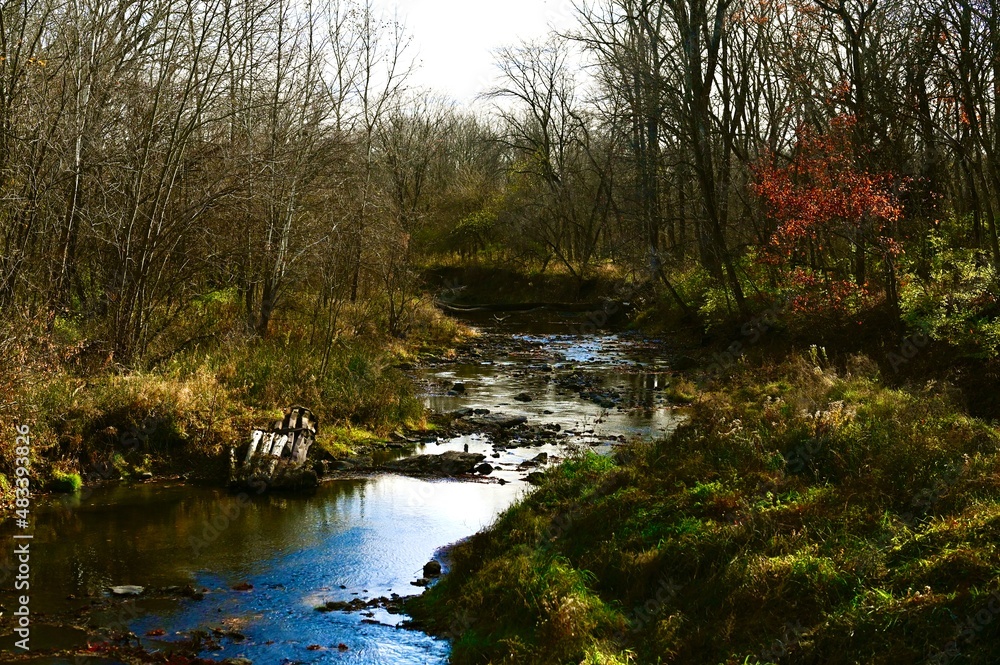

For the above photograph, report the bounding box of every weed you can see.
[407,353,1000,664]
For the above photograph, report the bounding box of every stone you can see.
[466,413,528,428]
[519,452,548,468]
[109,585,144,597]
[382,451,486,477]
[423,560,443,577]
[181,584,204,600]
[514,392,533,402]
[474,463,494,475]
[317,598,367,612]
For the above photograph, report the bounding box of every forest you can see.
[5,0,1000,355]
[4,0,1000,663]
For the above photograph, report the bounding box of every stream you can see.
[0,313,681,664]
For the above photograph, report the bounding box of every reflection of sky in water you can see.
[0,476,528,664]
[511,332,669,367]
[513,333,620,363]
[0,318,680,664]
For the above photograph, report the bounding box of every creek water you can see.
[0,314,680,664]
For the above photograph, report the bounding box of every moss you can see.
[49,470,82,493]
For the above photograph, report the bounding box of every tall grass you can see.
[408,354,1000,664]
[0,303,440,503]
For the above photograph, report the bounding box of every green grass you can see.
[407,354,1000,664]
[315,426,385,459]
[48,470,82,493]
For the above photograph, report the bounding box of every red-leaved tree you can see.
[752,114,904,317]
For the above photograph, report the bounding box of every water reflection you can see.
[1,476,527,663]
[0,313,679,664]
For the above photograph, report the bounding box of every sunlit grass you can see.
[0,299,455,500]
[408,354,1000,664]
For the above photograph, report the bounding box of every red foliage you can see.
[752,115,903,259]
[751,115,905,317]
[784,267,873,315]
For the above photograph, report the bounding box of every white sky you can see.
[378,0,581,107]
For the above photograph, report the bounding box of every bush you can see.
[49,470,82,493]
[900,225,1000,357]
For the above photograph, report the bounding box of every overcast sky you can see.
[378,0,580,106]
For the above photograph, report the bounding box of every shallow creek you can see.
[0,313,681,664]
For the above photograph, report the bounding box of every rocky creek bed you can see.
[0,312,686,665]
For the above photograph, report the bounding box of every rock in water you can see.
[423,560,442,577]
[109,585,144,596]
[465,413,527,428]
[514,392,533,402]
[474,463,494,475]
[382,451,486,477]
[519,452,549,468]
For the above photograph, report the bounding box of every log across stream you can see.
[0,312,682,665]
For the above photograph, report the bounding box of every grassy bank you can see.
[0,300,467,503]
[407,352,1000,664]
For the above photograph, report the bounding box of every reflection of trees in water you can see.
[621,372,670,411]
[3,480,373,602]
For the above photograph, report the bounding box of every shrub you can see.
[49,470,82,493]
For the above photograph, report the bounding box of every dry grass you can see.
[0,300,451,502]
[408,353,1000,664]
